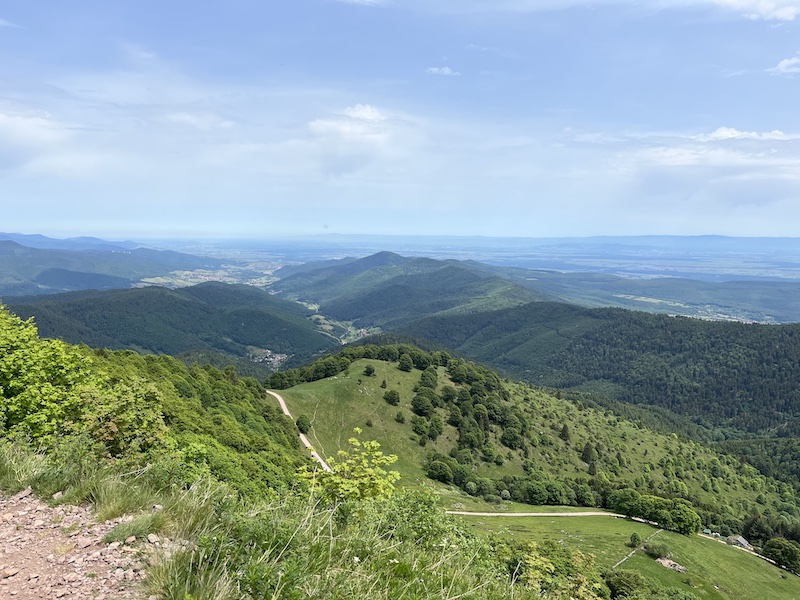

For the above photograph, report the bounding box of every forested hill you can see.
[7,282,337,367]
[0,239,223,296]
[272,251,555,327]
[397,301,800,437]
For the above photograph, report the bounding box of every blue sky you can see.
[1,0,799,239]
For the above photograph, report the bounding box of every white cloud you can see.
[0,18,20,28]
[694,126,800,141]
[768,55,800,74]
[426,66,461,76]
[342,104,385,121]
[0,111,68,146]
[711,0,800,20]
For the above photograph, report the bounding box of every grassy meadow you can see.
[460,513,800,600]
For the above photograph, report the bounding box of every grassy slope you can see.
[277,359,794,527]
[276,357,800,600]
[461,514,800,600]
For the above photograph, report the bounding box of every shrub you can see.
[296,415,311,434]
[644,542,670,559]
[383,390,400,406]
[426,461,453,484]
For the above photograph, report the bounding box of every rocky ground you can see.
[1,487,159,600]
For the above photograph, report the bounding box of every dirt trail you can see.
[266,390,332,472]
[0,487,156,600]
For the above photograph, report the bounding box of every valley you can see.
[5,233,800,598]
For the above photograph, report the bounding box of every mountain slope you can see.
[7,282,337,362]
[396,302,800,437]
[273,251,555,327]
[0,240,223,296]
[271,346,800,542]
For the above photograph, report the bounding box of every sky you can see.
[1,0,799,239]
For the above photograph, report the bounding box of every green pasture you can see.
[459,513,800,600]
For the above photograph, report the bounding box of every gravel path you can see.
[1,487,158,600]
[266,390,332,472]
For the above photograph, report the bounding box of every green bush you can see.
[644,542,670,559]
[296,414,311,434]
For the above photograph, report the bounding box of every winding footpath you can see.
[266,390,331,472]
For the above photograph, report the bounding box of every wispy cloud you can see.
[711,0,800,21]
[768,55,800,74]
[0,18,21,28]
[426,66,461,76]
[694,126,800,141]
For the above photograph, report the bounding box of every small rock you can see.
[33,519,45,528]
[152,504,163,511]
[11,487,32,501]
[125,536,136,544]
[1,568,20,579]
[147,534,160,544]
[107,542,121,550]
[77,538,93,549]
[52,491,64,500]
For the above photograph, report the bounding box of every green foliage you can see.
[608,489,701,535]
[383,389,400,405]
[603,569,652,599]
[763,538,800,574]
[630,532,642,547]
[398,353,414,372]
[302,428,400,503]
[426,460,454,484]
[0,305,309,499]
[295,414,311,434]
[644,542,670,559]
[0,307,166,453]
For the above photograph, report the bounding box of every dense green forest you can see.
[8,282,337,373]
[273,251,552,327]
[397,302,800,437]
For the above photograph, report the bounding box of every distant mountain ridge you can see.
[0,237,223,297]
[0,232,139,251]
